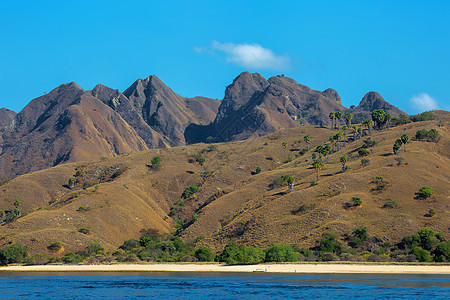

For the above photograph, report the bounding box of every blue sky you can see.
[1,0,449,114]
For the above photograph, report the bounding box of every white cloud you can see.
[195,41,290,71]
[409,93,439,112]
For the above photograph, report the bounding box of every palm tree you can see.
[329,135,335,153]
[282,141,287,161]
[0,210,4,218]
[68,178,75,190]
[329,112,335,130]
[352,125,358,140]
[336,131,344,151]
[342,125,348,147]
[313,159,324,181]
[340,156,348,173]
[315,145,324,159]
[357,127,363,139]
[304,135,311,151]
[333,134,339,151]
[385,113,392,130]
[371,109,385,130]
[344,112,353,127]
[363,119,373,135]
[401,134,410,152]
[198,156,206,174]
[393,140,401,155]
[14,200,20,208]
[287,176,295,192]
[322,148,329,163]
[335,111,342,129]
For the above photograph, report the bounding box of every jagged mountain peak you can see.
[322,88,342,104]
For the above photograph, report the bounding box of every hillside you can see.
[0,111,448,255]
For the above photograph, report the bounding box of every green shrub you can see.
[84,240,105,257]
[358,149,371,156]
[353,227,369,241]
[62,253,83,264]
[316,233,344,255]
[383,199,398,208]
[352,197,362,206]
[417,229,439,250]
[310,181,318,187]
[0,244,28,264]
[78,227,91,235]
[264,245,298,262]
[215,243,266,264]
[411,111,434,122]
[25,253,59,265]
[434,241,450,262]
[418,186,434,199]
[428,209,436,216]
[268,175,290,189]
[194,246,214,262]
[47,241,63,252]
[412,247,432,262]
[182,185,199,198]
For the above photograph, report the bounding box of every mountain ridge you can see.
[0,72,406,180]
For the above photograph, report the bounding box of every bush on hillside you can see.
[418,186,434,199]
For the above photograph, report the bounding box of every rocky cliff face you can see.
[0,83,151,179]
[351,91,407,123]
[185,72,348,143]
[0,107,16,128]
[0,76,220,180]
[123,76,219,146]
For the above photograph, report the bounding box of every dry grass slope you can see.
[0,111,448,255]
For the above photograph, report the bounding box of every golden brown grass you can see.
[0,111,448,255]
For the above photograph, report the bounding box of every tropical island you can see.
[0,73,449,272]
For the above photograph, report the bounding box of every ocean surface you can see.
[0,272,449,299]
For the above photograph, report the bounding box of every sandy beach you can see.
[1,263,449,274]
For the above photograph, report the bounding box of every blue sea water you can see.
[0,272,449,299]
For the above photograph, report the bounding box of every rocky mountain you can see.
[0,83,151,179]
[351,91,406,123]
[123,76,219,146]
[185,72,348,143]
[0,72,406,180]
[0,107,16,128]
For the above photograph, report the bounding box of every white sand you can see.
[1,263,449,274]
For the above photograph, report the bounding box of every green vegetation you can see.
[182,185,199,198]
[303,135,311,150]
[358,149,371,157]
[265,245,297,262]
[371,109,386,129]
[383,199,398,208]
[418,186,434,199]
[215,243,265,264]
[415,129,439,142]
[68,177,75,189]
[352,197,362,206]
[47,241,63,252]
[255,166,262,174]
[194,246,214,262]
[400,134,410,151]
[150,156,161,170]
[0,244,28,264]
[287,176,295,192]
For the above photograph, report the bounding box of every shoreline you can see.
[1,263,450,274]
